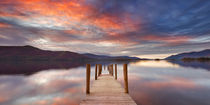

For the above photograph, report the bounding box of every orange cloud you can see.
[1,0,136,32]
[143,35,191,45]
[0,23,11,28]
[0,97,9,103]
[0,0,142,47]
[93,14,122,30]
[33,100,49,105]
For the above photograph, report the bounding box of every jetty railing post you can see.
[86,64,91,94]
[108,65,111,75]
[111,64,114,76]
[98,64,100,76]
[115,64,117,80]
[108,65,110,74]
[99,64,102,76]
[100,64,102,75]
[110,65,111,75]
[95,64,97,80]
[123,64,129,93]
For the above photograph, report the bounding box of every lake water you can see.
[0,60,210,105]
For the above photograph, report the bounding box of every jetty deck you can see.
[80,64,137,105]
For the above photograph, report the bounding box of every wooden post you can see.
[95,64,97,80]
[107,65,110,74]
[99,64,102,76]
[108,65,110,74]
[99,64,101,75]
[86,64,91,94]
[98,64,100,76]
[123,64,129,93]
[111,64,114,76]
[115,64,117,80]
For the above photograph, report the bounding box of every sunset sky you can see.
[0,0,210,59]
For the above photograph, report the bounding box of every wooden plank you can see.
[80,74,137,105]
[86,64,91,94]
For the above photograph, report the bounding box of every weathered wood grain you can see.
[80,74,137,105]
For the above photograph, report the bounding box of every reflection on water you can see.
[126,61,210,105]
[0,60,210,105]
[0,60,135,75]
[132,60,180,68]
[169,60,210,70]
[0,67,86,105]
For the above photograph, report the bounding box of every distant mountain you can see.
[0,45,140,61]
[0,61,85,75]
[83,53,140,60]
[165,49,210,60]
[0,45,89,61]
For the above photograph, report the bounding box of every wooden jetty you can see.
[80,64,137,105]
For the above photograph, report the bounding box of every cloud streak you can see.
[0,0,210,58]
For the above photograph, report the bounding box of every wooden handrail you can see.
[86,63,129,94]
[95,64,97,80]
[115,64,117,80]
[86,64,91,94]
[123,64,129,93]
[99,64,102,76]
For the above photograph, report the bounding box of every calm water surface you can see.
[0,60,210,105]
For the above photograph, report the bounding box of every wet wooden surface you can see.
[80,74,137,105]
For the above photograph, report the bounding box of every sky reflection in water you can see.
[0,60,210,105]
[124,60,210,105]
[0,67,86,105]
